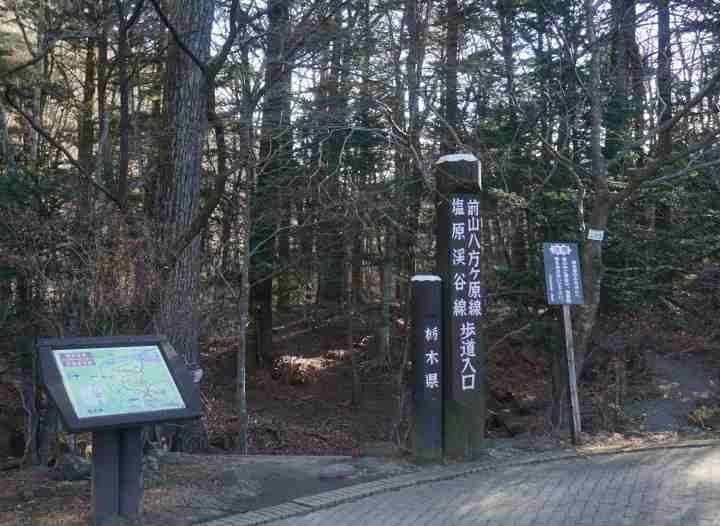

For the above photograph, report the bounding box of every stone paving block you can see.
[197,444,720,526]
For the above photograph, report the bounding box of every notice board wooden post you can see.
[562,305,582,444]
[542,243,584,445]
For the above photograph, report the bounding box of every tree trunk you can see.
[345,221,361,406]
[0,101,17,176]
[377,228,395,365]
[235,168,251,454]
[574,0,612,378]
[97,0,113,187]
[250,0,292,360]
[444,0,459,147]
[316,13,352,306]
[155,0,213,362]
[76,38,95,232]
[655,0,672,229]
[395,0,427,305]
[153,0,214,452]
[117,0,132,212]
[16,336,38,467]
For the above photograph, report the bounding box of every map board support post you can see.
[92,430,120,524]
[411,275,443,461]
[435,153,485,459]
[118,427,144,519]
[38,336,202,526]
[562,305,582,445]
[542,243,585,445]
[92,426,143,525]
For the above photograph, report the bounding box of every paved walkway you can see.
[202,444,720,526]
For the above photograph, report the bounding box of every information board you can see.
[53,345,186,419]
[543,242,584,305]
[39,336,201,432]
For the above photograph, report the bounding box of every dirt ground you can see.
[2,453,419,526]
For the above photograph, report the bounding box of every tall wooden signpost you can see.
[542,243,584,444]
[435,153,485,459]
[39,336,202,525]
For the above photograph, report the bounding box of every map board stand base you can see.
[38,336,202,526]
[92,427,143,525]
[118,427,143,519]
[562,305,582,445]
[93,431,119,524]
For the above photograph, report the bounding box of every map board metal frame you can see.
[39,335,202,433]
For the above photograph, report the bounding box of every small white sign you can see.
[587,229,605,241]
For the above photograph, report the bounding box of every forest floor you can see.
[624,348,720,432]
[1,304,720,525]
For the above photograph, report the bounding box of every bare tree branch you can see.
[1,38,57,79]
[207,0,241,78]
[2,87,122,208]
[607,67,720,173]
[610,128,720,206]
[147,0,209,77]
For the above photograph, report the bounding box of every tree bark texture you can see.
[574,0,611,379]
[155,0,214,366]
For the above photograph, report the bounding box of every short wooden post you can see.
[410,275,443,461]
[92,431,120,525]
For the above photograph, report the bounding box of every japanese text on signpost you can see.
[542,243,584,305]
[448,195,483,398]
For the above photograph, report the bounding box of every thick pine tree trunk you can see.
[154,0,214,452]
[156,0,212,363]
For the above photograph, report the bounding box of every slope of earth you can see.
[624,348,720,432]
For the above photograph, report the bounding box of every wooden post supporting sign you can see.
[562,305,582,443]
[543,242,584,444]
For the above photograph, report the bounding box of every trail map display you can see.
[53,345,186,419]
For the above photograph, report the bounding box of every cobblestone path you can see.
[266,446,720,526]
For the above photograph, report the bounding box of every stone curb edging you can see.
[195,439,720,526]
